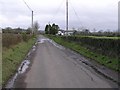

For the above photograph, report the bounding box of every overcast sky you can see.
[0,0,119,31]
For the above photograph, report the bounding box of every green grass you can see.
[46,35,119,72]
[2,37,36,86]
[76,35,120,39]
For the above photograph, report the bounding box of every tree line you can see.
[2,21,40,34]
[73,29,120,37]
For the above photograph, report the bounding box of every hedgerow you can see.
[61,36,120,58]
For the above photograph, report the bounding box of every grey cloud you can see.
[0,0,118,31]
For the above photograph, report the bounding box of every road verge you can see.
[2,37,36,86]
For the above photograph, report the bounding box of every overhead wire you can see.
[22,0,34,31]
[49,0,65,24]
[21,0,85,30]
[69,0,85,29]
[22,0,33,11]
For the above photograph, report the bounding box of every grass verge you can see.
[2,37,36,86]
[46,35,119,72]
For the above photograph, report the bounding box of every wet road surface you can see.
[14,35,117,88]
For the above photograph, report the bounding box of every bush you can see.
[3,33,33,48]
[61,36,120,58]
[22,33,28,42]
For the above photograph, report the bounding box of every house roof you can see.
[58,29,75,33]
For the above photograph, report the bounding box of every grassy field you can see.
[2,37,36,86]
[46,35,119,72]
[79,35,120,39]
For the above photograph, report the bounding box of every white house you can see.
[56,30,65,36]
[64,30,74,36]
[57,30,75,36]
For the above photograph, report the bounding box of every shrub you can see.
[22,33,28,42]
[3,33,33,48]
[61,36,120,58]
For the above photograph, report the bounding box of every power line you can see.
[22,0,32,11]
[49,0,65,23]
[69,0,84,28]
[22,0,34,34]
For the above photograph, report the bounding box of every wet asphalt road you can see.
[14,35,117,88]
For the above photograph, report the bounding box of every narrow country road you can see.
[14,35,117,88]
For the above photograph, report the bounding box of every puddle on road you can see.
[18,60,30,74]
[5,42,37,88]
[6,60,30,88]
[38,38,49,44]
[38,38,65,50]
[32,45,36,51]
[5,73,18,88]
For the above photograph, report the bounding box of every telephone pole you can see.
[22,0,33,34]
[32,11,33,34]
[66,0,68,35]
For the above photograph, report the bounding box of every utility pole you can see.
[32,11,33,34]
[22,0,33,34]
[66,0,68,35]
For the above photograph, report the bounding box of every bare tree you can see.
[33,21,40,34]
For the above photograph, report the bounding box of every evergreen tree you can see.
[45,25,49,34]
[45,23,59,35]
